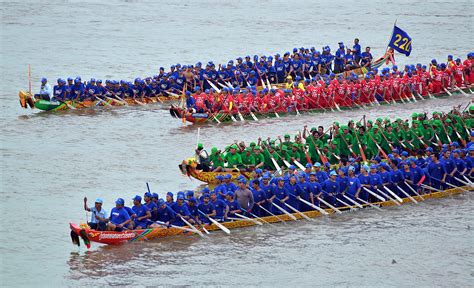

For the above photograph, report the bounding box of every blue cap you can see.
[186,190,195,196]
[158,199,165,205]
[362,165,369,171]
[309,172,317,176]
[133,195,142,202]
[226,191,234,197]
[329,170,337,176]
[95,198,103,204]
[188,197,197,203]
[167,192,174,197]
[450,141,459,147]
[401,151,409,157]
[152,193,159,199]
[41,77,47,83]
[370,164,377,169]
[348,166,355,171]
[314,162,321,167]
[426,147,433,152]
[225,174,232,179]
[144,192,152,198]
[255,168,262,174]
[470,131,474,137]
[215,175,224,180]
[177,195,184,200]
[305,163,312,168]
[238,179,247,184]
[115,198,125,205]
[289,165,296,170]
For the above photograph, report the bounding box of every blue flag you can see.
[388,25,412,56]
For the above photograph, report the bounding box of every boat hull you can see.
[178,162,252,184]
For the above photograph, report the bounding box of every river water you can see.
[1,0,473,287]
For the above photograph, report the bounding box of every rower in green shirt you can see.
[224,144,243,169]
[209,147,225,172]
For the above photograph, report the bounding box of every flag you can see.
[388,25,412,56]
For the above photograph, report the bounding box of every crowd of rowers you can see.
[84,111,474,232]
[193,108,473,170]
[34,39,474,105]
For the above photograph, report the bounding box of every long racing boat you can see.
[69,185,471,248]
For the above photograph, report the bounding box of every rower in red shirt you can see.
[360,75,373,104]
[452,58,465,87]
[463,53,473,84]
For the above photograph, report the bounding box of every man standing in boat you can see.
[83,197,108,231]
[235,179,255,214]
[352,38,362,65]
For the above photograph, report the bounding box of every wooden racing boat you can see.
[18,90,180,112]
[69,185,470,247]
[170,86,473,124]
[178,160,253,184]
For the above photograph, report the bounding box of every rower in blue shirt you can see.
[131,195,152,229]
[225,192,242,220]
[259,174,275,212]
[70,78,84,101]
[360,47,373,68]
[250,179,268,216]
[224,174,238,192]
[296,172,313,211]
[269,178,289,214]
[336,168,349,206]
[197,194,216,223]
[143,192,158,221]
[210,191,228,221]
[172,195,193,226]
[107,198,131,231]
[308,172,323,206]
[357,165,371,201]
[334,42,346,73]
[323,171,340,206]
[452,150,467,186]
[185,91,196,111]
[427,154,447,190]
[314,163,329,183]
[346,166,362,200]
[53,78,67,101]
[352,38,362,65]
[156,199,177,226]
[368,165,383,202]
[285,175,300,210]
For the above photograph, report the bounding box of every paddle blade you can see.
[70,230,80,247]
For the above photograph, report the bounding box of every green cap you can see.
[197,143,203,149]
[250,142,256,147]
[231,144,238,149]
[284,134,290,139]
[211,147,218,154]
[310,127,317,132]
[412,113,417,118]
[376,118,382,122]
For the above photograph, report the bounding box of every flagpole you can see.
[385,19,397,51]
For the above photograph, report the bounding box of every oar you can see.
[362,187,385,202]
[257,203,288,224]
[335,198,357,211]
[293,160,306,171]
[356,197,383,211]
[456,87,469,97]
[245,210,275,226]
[454,176,474,187]
[343,195,364,209]
[383,186,404,203]
[376,188,401,206]
[419,183,443,192]
[292,195,329,215]
[271,202,297,220]
[283,203,312,221]
[404,181,425,200]
[155,221,196,233]
[396,186,419,204]
[431,179,470,193]
[198,210,230,234]
[443,87,453,97]
[462,175,474,186]
[179,215,205,238]
[317,196,342,214]
[234,213,263,225]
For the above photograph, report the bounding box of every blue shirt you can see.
[110,207,130,225]
[89,207,108,224]
[353,44,361,57]
[210,199,227,218]
[323,179,339,194]
[156,205,177,223]
[347,176,361,196]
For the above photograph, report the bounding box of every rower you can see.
[83,197,108,231]
[296,172,313,211]
[336,168,350,207]
[197,193,216,223]
[165,192,175,207]
[235,179,255,214]
[427,153,447,190]
[368,165,382,202]
[346,166,362,201]
[357,165,371,201]
[131,195,152,229]
[352,38,362,65]
[171,195,194,226]
[195,143,210,171]
[144,192,158,222]
[250,179,268,216]
[225,192,242,220]
[224,174,238,192]
[210,191,229,221]
[269,178,289,214]
[156,199,177,227]
[107,198,131,232]
[322,171,340,206]
[35,78,52,100]
[360,47,373,68]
